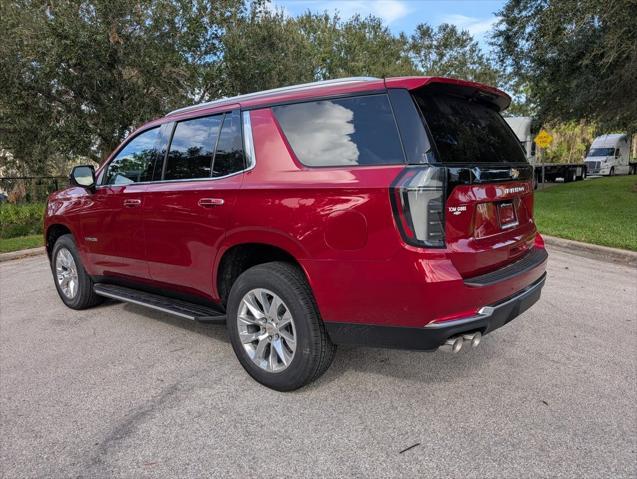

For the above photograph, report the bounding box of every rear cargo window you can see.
[414,93,526,164]
[273,94,404,167]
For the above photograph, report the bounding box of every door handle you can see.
[198,198,225,208]
[123,199,142,207]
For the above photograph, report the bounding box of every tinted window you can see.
[388,89,434,164]
[104,128,160,185]
[164,115,222,180]
[414,93,526,164]
[213,110,244,177]
[273,95,404,167]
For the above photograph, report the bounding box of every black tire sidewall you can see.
[226,263,323,391]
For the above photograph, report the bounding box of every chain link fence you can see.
[0,176,68,204]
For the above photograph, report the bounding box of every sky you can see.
[272,0,506,50]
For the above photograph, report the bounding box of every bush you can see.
[0,203,45,239]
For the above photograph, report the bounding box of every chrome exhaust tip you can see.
[463,331,482,348]
[439,336,464,354]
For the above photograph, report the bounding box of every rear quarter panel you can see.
[218,108,406,310]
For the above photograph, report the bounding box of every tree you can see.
[410,23,501,86]
[493,0,637,132]
[220,1,315,95]
[0,0,240,173]
[0,0,513,176]
[296,13,416,80]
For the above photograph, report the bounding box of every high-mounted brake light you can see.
[390,166,446,248]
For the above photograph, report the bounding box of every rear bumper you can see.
[325,273,546,350]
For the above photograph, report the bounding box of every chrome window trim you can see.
[94,164,253,189]
[242,111,256,169]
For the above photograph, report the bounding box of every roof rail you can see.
[166,77,379,116]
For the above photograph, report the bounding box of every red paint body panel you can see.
[45,76,545,333]
[143,173,243,298]
[445,181,537,277]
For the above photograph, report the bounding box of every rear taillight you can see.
[390,166,446,248]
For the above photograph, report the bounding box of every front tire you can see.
[227,262,336,391]
[51,234,103,310]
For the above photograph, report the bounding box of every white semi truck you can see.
[504,117,636,184]
[584,134,635,176]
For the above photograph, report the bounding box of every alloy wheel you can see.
[55,247,79,299]
[237,288,297,372]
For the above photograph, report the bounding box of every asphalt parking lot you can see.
[1,248,636,478]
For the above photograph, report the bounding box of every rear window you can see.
[414,93,526,164]
[273,94,404,167]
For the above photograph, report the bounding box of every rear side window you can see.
[213,110,244,177]
[104,127,160,185]
[414,93,526,164]
[273,94,404,167]
[164,115,223,180]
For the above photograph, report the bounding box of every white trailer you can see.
[504,116,586,185]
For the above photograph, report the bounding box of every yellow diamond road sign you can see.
[534,129,553,148]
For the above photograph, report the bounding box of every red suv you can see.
[45,76,547,391]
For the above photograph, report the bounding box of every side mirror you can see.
[69,165,96,191]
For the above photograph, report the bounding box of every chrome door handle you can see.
[198,198,224,208]
[123,199,142,207]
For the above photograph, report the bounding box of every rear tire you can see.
[227,261,336,391]
[51,234,103,310]
[576,168,584,181]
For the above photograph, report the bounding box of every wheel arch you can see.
[214,239,312,308]
[45,223,74,260]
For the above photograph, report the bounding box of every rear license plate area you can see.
[498,201,518,229]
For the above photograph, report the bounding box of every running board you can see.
[93,284,226,323]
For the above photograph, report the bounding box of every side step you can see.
[93,284,226,323]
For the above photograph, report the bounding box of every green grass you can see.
[0,234,43,253]
[0,202,45,238]
[535,176,637,251]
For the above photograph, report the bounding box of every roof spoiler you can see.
[385,76,511,111]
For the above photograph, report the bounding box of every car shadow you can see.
[111,299,504,388]
[310,339,505,388]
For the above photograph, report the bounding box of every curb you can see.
[542,235,637,267]
[0,247,46,263]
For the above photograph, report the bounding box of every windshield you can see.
[587,148,614,157]
[413,92,526,164]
